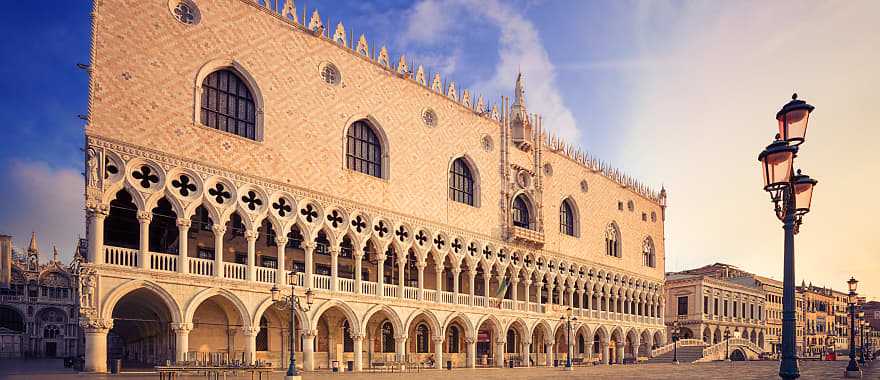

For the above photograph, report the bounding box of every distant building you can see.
[0,233,82,358]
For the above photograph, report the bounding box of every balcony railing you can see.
[99,245,661,324]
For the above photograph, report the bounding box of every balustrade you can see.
[382,284,398,298]
[423,289,437,302]
[188,258,214,276]
[149,252,178,272]
[403,287,419,300]
[255,266,275,284]
[361,281,377,295]
[337,278,355,293]
[223,263,247,280]
[104,246,138,267]
[440,291,455,304]
[313,274,331,290]
[473,295,487,308]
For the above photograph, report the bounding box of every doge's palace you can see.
[78,0,669,372]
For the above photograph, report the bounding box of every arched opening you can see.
[149,197,180,255]
[346,119,384,178]
[449,157,476,206]
[512,195,532,229]
[531,324,549,366]
[105,189,139,250]
[186,205,215,267]
[593,328,608,364]
[252,303,293,365]
[188,294,248,365]
[0,306,25,358]
[559,198,577,236]
[476,319,497,367]
[505,327,520,365]
[110,288,176,370]
[730,348,747,361]
[639,330,652,358]
[605,223,621,258]
[200,69,257,140]
[702,327,712,343]
[642,237,656,267]
[364,308,401,367]
[653,331,664,348]
[314,305,357,369]
[444,316,469,368]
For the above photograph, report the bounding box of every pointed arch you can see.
[183,288,251,327]
[442,312,475,340]
[101,279,182,324]
[448,154,480,207]
[559,196,579,237]
[511,192,535,230]
[362,304,404,335]
[642,236,656,268]
[342,115,390,180]
[404,309,442,337]
[310,299,361,334]
[605,222,622,257]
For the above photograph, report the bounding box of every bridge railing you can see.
[650,339,705,357]
[696,338,764,362]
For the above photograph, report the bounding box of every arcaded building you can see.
[78,0,667,372]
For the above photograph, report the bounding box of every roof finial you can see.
[53,245,59,262]
[28,231,38,253]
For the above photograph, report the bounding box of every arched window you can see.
[200,69,256,140]
[578,334,586,354]
[346,120,383,178]
[449,158,475,205]
[605,223,621,257]
[643,237,656,267]
[447,326,460,353]
[343,320,354,352]
[381,321,395,353]
[416,323,430,353]
[256,316,268,351]
[512,195,531,229]
[560,199,576,236]
[43,325,60,339]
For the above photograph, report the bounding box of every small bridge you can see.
[646,338,764,363]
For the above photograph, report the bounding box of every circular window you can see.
[580,179,589,193]
[320,63,340,85]
[422,109,437,127]
[482,135,494,152]
[169,0,200,25]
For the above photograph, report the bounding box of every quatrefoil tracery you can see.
[241,191,263,211]
[171,174,197,197]
[327,210,344,228]
[351,215,367,233]
[433,236,445,250]
[132,165,159,189]
[208,183,231,204]
[300,204,319,223]
[272,198,293,217]
[394,225,409,242]
[415,231,428,246]
[451,239,462,253]
[374,220,389,238]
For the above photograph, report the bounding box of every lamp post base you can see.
[286,375,303,380]
[672,360,680,365]
[844,369,862,378]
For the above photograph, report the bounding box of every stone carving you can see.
[415,65,426,86]
[87,148,99,189]
[333,22,346,46]
[281,0,297,23]
[377,46,389,67]
[461,89,471,108]
[308,9,323,33]
[79,267,97,309]
[446,82,457,101]
[356,35,368,56]
[396,55,408,76]
[431,73,442,92]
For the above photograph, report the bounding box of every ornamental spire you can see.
[28,231,38,253]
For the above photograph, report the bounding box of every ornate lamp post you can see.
[271,275,314,380]
[758,94,818,380]
[724,330,732,361]
[560,307,577,371]
[846,277,861,378]
[671,320,681,364]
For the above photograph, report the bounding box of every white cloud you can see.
[0,160,84,263]
[399,0,580,142]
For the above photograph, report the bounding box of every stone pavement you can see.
[1,359,878,380]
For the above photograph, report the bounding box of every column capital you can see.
[212,225,227,234]
[432,336,444,343]
[79,315,113,333]
[302,242,315,251]
[452,267,461,275]
[275,236,289,245]
[394,335,408,343]
[376,253,387,261]
[137,211,152,222]
[240,326,261,336]
[464,337,476,344]
[303,329,318,339]
[244,230,259,240]
[87,204,110,218]
[352,245,365,258]
[171,322,194,333]
[176,218,192,228]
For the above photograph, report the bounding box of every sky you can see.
[0,1,877,298]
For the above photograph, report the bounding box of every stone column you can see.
[416,261,426,300]
[537,282,544,307]
[466,338,477,368]
[172,322,193,362]
[303,243,315,288]
[547,283,555,306]
[87,207,108,264]
[176,219,191,274]
[522,341,531,367]
[376,253,386,297]
[275,236,288,285]
[330,247,339,291]
[524,279,532,310]
[586,285,592,310]
[568,286,575,308]
[397,258,406,299]
[433,336,444,369]
[212,225,225,278]
[483,267,491,298]
[137,211,151,269]
[495,339,505,367]
[353,334,364,371]
[303,330,316,371]
[511,278,519,303]
[578,288,586,312]
[353,245,364,294]
[434,263,444,292]
[242,326,260,364]
[82,318,113,372]
[245,230,258,281]
[468,271,476,305]
[395,336,407,365]
[452,268,461,295]
[544,341,553,366]
[601,340,610,364]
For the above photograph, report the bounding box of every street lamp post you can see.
[560,307,577,371]
[846,277,861,378]
[758,93,818,380]
[271,274,314,380]
[724,330,732,361]
[671,321,681,365]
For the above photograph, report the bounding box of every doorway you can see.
[45,342,57,357]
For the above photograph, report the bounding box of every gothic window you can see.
[449,158,475,206]
[256,316,268,351]
[44,325,60,339]
[447,326,460,353]
[346,120,383,178]
[416,323,430,353]
[560,199,576,236]
[321,64,340,85]
[605,223,621,257]
[578,334,586,354]
[105,190,139,249]
[512,195,531,229]
[200,69,257,140]
[642,237,656,267]
[381,321,395,353]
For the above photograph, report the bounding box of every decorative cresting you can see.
[88,142,665,325]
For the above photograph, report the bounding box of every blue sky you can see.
[1,1,878,297]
